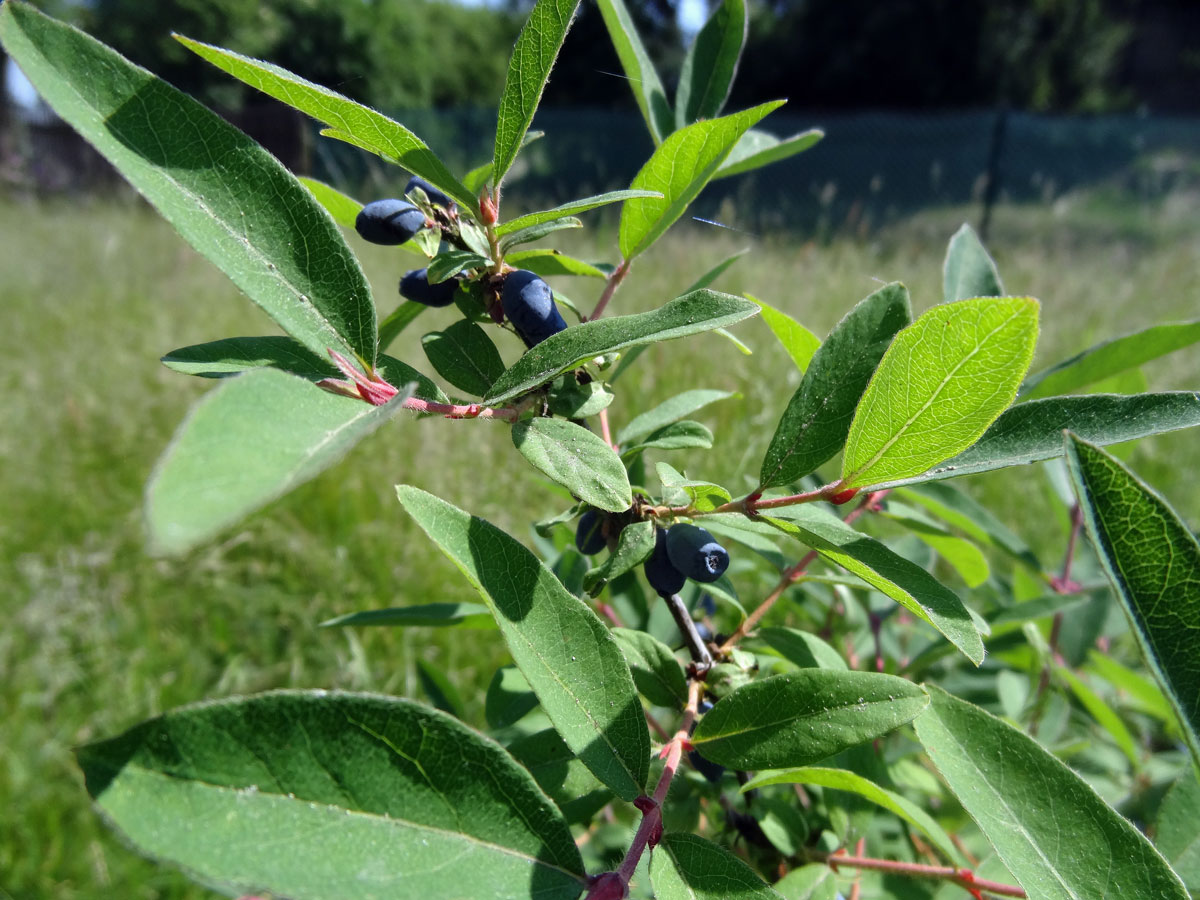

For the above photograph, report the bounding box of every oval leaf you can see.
[0,5,377,363]
[75,691,586,900]
[147,370,412,556]
[714,128,824,180]
[675,0,748,127]
[506,249,608,279]
[914,685,1188,900]
[619,101,784,260]
[512,418,632,513]
[943,223,1004,302]
[584,519,657,595]
[494,0,581,185]
[486,291,758,404]
[759,283,911,489]
[612,627,688,707]
[690,671,928,769]
[1065,434,1200,768]
[395,486,650,800]
[422,320,505,397]
[651,833,784,900]
[842,297,1039,488]
[618,389,734,446]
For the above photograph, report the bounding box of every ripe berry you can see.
[399,269,458,307]
[643,527,687,597]
[405,175,455,210]
[665,524,729,583]
[575,510,607,555]
[355,199,426,245]
[687,750,725,784]
[501,270,568,347]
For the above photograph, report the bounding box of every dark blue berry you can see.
[575,510,606,555]
[355,199,426,245]
[694,622,714,643]
[399,269,458,307]
[698,698,714,714]
[688,750,725,783]
[501,269,568,347]
[697,593,717,616]
[665,523,729,584]
[405,175,455,210]
[643,527,687,597]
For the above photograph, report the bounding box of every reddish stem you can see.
[815,851,1026,898]
[1049,504,1084,594]
[599,407,617,451]
[588,259,631,321]
[401,395,518,421]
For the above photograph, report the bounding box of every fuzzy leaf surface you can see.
[943,223,1004,302]
[869,392,1200,489]
[759,283,911,489]
[619,101,783,259]
[177,38,474,209]
[675,0,747,126]
[147,371,411,556]
[396,487,649,799]
[765,507,984,665]
[1066,434,1200,767]
[584,520,656,595]
[1021,319,1200,400]
[493,0,581,184]
[690,671,928,769]
[422,321,505,397]
[842,297,1038,488]
[596,0,673,143]
[75,691,586,900]
[0,7,377,363]
[651,833,784,900]
[507,729,612,826]
[714,128,824,179]
[1155,769,1200,893]
[486,291,757,403]
[914,686,1188,900]
[511,418,632,513]
[497,190,662,235]
[297,176,361,228]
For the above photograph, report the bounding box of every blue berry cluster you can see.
[643,523,729,597]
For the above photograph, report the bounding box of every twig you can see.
[599,408,617,451]
[811,850,1027,898]
[662,591,713,668]
[1049,503,1084,594]
[402,396,519,421]
[588,259,631,321]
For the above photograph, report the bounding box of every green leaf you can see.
[714,128,824,180]
[651,833,784,900]
[1056,665,1140,766]
[147,371,411,556]
[759,283,911,489]
[742,767,966,865]
[897,481,1040,571]
[870,392,1200,490]
[76,691,586,900]
[321,602,493,629]
[619,101,784,260]
[416,658,466,718]
[493,0,581,185]
[772,865,837,900]
[547,379,615,418]
[675,0,747,127]
[842,297,1039,488]
[1021,319,1200,400]
[378,302,428,352]
[623,420,713,456]
[914,685,1188,900]
[507,729,613,826]
[691,671,928,769]
[396,487,650,799]
[0,6,377,364]
[1155,769,1200,894]
[684,249,747,293]
[486,666,539,729]
[583,520,656,595]
[511,418,633,513]
[1086,651,1175,723]
[764,507,984,665]
[595,0,673,144]
[943,223,1004,302]
[757,626,847,671]
[506,249,608,279]
[497,190,662,235]
[422,321,505,397]
[498,216,583,252]
[1065,434,1200,768]
[656,463,732,513]
[463,130,543,194]
[486,291,758,403]
[612,627,688,707]
[880,501,991,588]
[746,293,822,373]
[427,250,489,284]
[297,176,361,228]
[617,389,734,446]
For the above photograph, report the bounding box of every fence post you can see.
[979,106,1008,243]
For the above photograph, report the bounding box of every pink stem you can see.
[588,259,631,321]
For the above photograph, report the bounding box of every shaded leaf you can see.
[416,658,465,718]
[757,626,847,670]
[1065,434,1200,768]
[486,290,758,403]
[612,627,688,707]
[507,729,613,826]
[622,420,713,455]
[511,418,632,513]
[746,293,822,373]
[498,216,583,252]
[486,666,539,729]
[493,0,582,184]
[714,128,824,180]
[497,190,662,235]
[422,321,505,397]
[914,686,1188,900]
[842,297,1039,488]
[759,283,910,489]
[427,250,488,284]
[690,671,928,769]
[75,691,586,900]
[297,176,361,228]
[547,379,615,418]
[583,520,657,595]
[396,487,650,799]
[772,864,837,900]
[321,602,493,629]
[1155,768,1200,894]
[943,223,1004,302]
[147,371,412,556]
[675,0,747,126]
[619,101,783,260]
[651,833,784,900]
[178,37,475,209]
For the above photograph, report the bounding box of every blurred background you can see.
[2,2,1198,899]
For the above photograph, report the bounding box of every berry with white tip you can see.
[665,523,729,584]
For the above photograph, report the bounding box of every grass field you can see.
[2,193,1198,899]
